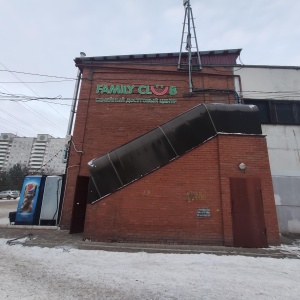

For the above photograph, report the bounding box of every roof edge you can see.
[74,49,242,64]
[234,64,300,70]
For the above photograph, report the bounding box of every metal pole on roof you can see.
[178,0,202,93]
[186,0,193,93]
[66,52,86,136]
[178,5,188,70]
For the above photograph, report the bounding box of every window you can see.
[274,103,294,124]
[244,99,300,125]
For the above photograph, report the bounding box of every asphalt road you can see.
[0,199,18,225]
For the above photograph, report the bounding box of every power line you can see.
[0,62,68,125]
[0,101,67,136]
[0,86,66,136]
[0,84,67,136]
[0,91,63,100]
[0,68,76,80]
[0,80,74,84]
[0,99,71,106]
[0,115,38,136]
[0,87,48,135]
[0,107,43,133]
[0,91,72,105]
[0,93,66,135]
[0,63,42,96]
[0,84,10,93]
[0,123,19,133]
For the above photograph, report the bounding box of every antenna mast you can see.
[178,0,202,93]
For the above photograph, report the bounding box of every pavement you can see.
[0,225,299,259]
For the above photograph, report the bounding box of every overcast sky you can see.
[0,0,299,138]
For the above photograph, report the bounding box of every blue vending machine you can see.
[15,175,46,225]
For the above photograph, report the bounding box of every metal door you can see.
[230,177,267,248]
[70,176,89,234]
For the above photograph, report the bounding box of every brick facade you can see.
[60,55,280,246]
[80,135,279,246]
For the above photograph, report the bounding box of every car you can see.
[0,190,20,199]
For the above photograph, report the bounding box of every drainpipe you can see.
[59,52,86,228]
[66,52,86,136]
[63,52,86,163]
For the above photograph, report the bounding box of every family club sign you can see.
[95,84,177,104]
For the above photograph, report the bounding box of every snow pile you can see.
[269,241,300,258]
[1,239,300,299]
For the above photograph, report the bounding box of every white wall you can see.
[235,66,300,234]
[273,176,300,234]
[262,125,300,176]
[235,67,300,100]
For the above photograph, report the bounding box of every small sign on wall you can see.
[186,190,207,202]
[197,208,211,218]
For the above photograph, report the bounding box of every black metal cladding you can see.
[160,105,216,156]
[87,177,101,203]
[110,128,177,185]
[208,104,262,134]
[88,104,262,203]
[88,155,122,199]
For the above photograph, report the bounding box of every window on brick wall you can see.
[244,99,300,125]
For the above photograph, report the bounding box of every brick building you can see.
[60,50,280,247]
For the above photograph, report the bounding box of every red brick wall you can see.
[81,135,279,246]
[84,138,223,245]
[217,135,280,246]
[59,62,280,246]
[60,64,236,228]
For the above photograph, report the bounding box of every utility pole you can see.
[178,0,201,93]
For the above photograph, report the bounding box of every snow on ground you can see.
[269,242,300,258]
[0,239,300,300]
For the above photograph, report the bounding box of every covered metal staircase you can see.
[87,104,262,203]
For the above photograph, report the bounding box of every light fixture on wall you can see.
[238,163,247,172]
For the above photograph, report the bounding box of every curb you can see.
[0,225,59,230]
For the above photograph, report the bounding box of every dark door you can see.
[230,177,267,248]
[70,176,89,234]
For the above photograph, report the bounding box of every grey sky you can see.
[0,0,299,137]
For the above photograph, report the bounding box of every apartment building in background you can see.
[0,133,17,170]
[0,133,66,174]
